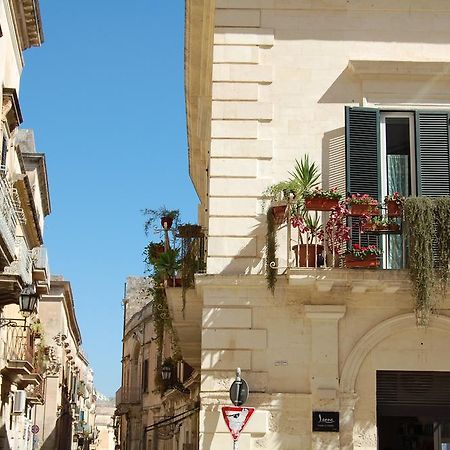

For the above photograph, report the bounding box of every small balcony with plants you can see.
[142,207,205,372]
[263,156,450,326]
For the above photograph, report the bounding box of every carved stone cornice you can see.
[10,0,44,50]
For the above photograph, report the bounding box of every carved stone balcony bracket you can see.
[2,88,22,133]
[289,268,410,295]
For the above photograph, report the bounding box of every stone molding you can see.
[340,313,450,394]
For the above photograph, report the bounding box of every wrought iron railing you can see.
[4,322,33,364]
[0,176,19,258]
[116,386,141,405]
[31,246,50,277]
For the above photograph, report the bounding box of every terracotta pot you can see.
[362,222,400,233]
[272,204,287,225]
[345,254,380,268]
[149,244,165,260]
[386,200,402,217]
[304,197,339,211]
[161,216,174,230]
[349,203,379,216]
[170,277,182,287]
[292,244,324,268]
[178,224,203,238]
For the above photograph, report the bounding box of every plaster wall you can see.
[0,0,22,92]
[207,1,450,274]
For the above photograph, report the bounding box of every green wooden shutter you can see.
[345,107,381,198]
[345,107,381,246]
[416,111,450,196]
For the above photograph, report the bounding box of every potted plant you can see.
[345,244,382,268]
[263,179,299,225]
[362,216,401,233]
[347,193,379,216]
[263,155,321,226]
[304,187,343,211]
[291,213,324,267]
[144,241,166,266]
[142,206,180,234]
[177,223,203,238]
[30,320,44,340]
[317,202,351,267]
[384,192,406,217]
[154,248,181,286]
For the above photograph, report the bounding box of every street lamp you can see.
[19,285,39,317]
[161,363,172,382]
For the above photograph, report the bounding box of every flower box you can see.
[345,254,380,268]
[349,203,380,216]
[362,222,401,233]
[304,197,339,211]
[271,203,287,225]
[386,200,402,217]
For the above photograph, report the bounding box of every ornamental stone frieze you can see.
[45,345,61,376]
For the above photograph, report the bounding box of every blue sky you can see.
[20,0,198,396]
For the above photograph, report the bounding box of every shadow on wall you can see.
[213,213,267,276]
[323,127,346,195]
[0,425,12,450]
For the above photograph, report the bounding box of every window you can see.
[142,359,149,394]
[346,107,450,267]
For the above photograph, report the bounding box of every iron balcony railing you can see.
[116,386,141,405]
[0,176,19,259]
[4,323,33,365]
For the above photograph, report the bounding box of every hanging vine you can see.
[265,208,277,294]
[404,197,435,326]
[434,196,450,300]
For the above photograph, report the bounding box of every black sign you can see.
[312,411,339,432]
[229,378,249,406]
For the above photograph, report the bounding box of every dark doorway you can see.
[377,371,450,450]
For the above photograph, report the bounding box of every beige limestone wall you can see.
[207,1,450,274]
[197,272,450,449]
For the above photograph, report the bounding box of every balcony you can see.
[0,176,20,268]
[2,322,34,381]
[24,380,45,404]
[32,246,50,293]
[115,386,141,414]
[166,288,201,370]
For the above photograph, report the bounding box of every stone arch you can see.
[340,313,450,394]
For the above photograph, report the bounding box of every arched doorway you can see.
[340,314,450,449]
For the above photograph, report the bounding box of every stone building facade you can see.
[184,1,450,449]
[34,276,97,450]
[116,277,200,450]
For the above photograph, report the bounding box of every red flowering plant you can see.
[384,192,406,206]
[346,244,382,259]
[317,202,351,264]
[291,212,322,245]
[347,193,379,205]
[304,186,342,201]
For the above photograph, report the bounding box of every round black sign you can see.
[229,378,249,406]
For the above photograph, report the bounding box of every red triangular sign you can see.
[222,406,255,441]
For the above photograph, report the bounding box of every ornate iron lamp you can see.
[161,362,172,382]
[19,285,39,317]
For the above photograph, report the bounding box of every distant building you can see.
[95,394,115,450]
[34,276,96,450]
[116,277,200,450]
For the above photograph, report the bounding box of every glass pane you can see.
[387,155,409,269]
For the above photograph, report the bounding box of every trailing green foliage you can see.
[404,197,435,326]
[434,196,450,300]
[265,208,277,294]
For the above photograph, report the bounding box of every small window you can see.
[142,359,149,393]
